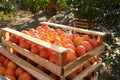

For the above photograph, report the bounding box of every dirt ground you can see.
[0,10,120,80]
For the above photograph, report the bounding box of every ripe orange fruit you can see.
[0,63,2,67]
[7,61,17,70]
[39,48,49,59]
[3,58,10,67]
[67,48,77,63]
[0,55,6,64]
[76,45,86,57]
[67,70,77,79]
[19,38,31,50]
[73,36,84,47]
[64,43,76,51]
[62,39,74,47]
[29,28,38,36]
[81,41,93,51]
[9,34,19,44]
[5,68,15,76]
[89,39,99,48]
[49,53,57,64]
[76,66,83,74]
[0,66,6,75]
[18,72,35,80]
[83,61,91,69]
[15,67,25,78]
[36,26,45,33]
[30,44,41,54]
[41,24,50,30]
[89,57,96,64]
[63,33,74,41]
[82,35,90,41]
[21,30,30,36]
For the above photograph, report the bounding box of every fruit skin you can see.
[83,61,91,69]
[3,58,10,67]
[39,48,49,59]
[82,35,90,41]
[0,55,6,64]
[7,61,17,70]
[18,72,35,80]
[5,68,15,76]
[81,41,93,51]
[89,39,99,48]
[19,38,31,50]
[67,48,77,63]
[76,45,86,57]
[15,67,25,78]
[67,70,77,79]
[73,36,84,47]
[9,34,19,44]
[0,66,7,75]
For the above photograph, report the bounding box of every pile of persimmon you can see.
[9,24,100,64]
[0,53,36,80]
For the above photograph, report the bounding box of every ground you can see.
[0,10,120,80]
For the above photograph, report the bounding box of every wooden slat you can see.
[72,59,102,80]
[0,46,55,80]
[2,28,68,54]
[63,44,104,77]
[41,22,105,36]
[2,39,62,76]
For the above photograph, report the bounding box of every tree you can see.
[23,0,50,26]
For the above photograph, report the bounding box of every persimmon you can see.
[76,45,86,57]
[3,58,10,67]
[64,43,76,51]
[29,28,38,36]
[67,48,77,63]
[5,68,15,76]
[15,67,25,78]
[82,35,90,41]
[31,44,41,54]
[41,24,50,30]
[73,36,84,47]
[0,66,6,75]
[9,34,19,44]
[49,53,57,64]
[67,70,77,79]
[0,55,6,64]
[39,48,49,59]
[83,61,91,68]
[81,41,93,51]
[21,30,30,36]
[7,61,17,70]
[76,66,83,74]
[89,39,99,48]
[18,72,35,80]
[89,57,96,64]
[19,38,31,50]
[62,39,74,47]
[36,26,45,33]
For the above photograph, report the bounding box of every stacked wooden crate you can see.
[0,22,105,80]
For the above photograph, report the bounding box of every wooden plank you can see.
[63,44,104,77]
[2,28,68,54]
[0,46,55,80]
[74,24,92,29]
[40,22,105,36]
[2,39,62,76]
[72,59,102,80]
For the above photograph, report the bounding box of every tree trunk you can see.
[33,13,39,27]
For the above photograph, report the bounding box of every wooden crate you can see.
[0,46,99,80]
[74,19,94,29]
[1,22,105,80]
